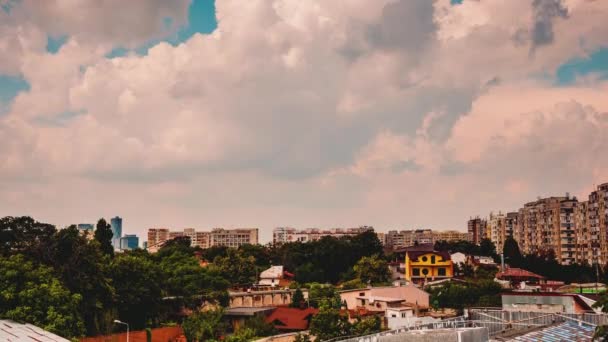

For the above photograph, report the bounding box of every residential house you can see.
[400,244,454,284]
[258,265,293,288]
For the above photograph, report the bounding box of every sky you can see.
[1,0,608,243]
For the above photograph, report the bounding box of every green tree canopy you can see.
[353,255,391,285]
[111,253,163,330]
[0,254,85,338]
[210,248,257,287]
[94,218,114,257]
[503,237,522,266]
[182,309,226,342]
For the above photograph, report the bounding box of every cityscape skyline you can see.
[2,0,608,251]
[56,178,608,245]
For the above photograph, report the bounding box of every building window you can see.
[421,256,428,262]
[438,268,446,276]
[402,313,407,318]
[359,292,365,296]
[431,255,436,264]
[413,268,420,276]
[422,268,429,276]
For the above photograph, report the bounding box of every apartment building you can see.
[432,230,469,243]
[385,229,468,249]
[470,183,608,266]
[467,217,487,245]
[272,226,373,244]
[513,196,578,264]
[146,227,259,252]
[488,212,506,253]
[576,183,608,265]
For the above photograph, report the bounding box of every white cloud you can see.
[1,0,608,239]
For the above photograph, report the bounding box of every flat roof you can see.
[224,307,276,316]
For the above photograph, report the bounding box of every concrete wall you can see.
[378,328,488,342]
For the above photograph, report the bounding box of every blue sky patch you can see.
[556,47,608,84]
[47,35,68,54]
[131,0,218,56]
[0,75,30,103]
[451,0,463,4]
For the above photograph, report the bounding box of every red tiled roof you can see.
[265,307,319,331]
[496,267,546,279]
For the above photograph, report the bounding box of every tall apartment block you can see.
[488,212,506,252]
[146,227,259,252]
[472,182,608,266]
[272,226,374,244]
[384,229,469,249]
[575,183,608,265]
[467,217,487,245]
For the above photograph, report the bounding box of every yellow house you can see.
[403,245,453,283]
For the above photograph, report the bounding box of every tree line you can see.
[0,216,388,340]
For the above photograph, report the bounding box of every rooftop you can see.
[265,307,318,331]
[496,267,545,280]
[224,307,276,316]
[0,320,70,342]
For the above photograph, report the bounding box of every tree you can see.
[111,253,163,330]
[309,305,351,341]
[352,316,381,336]
[182,309,226,342]
[294,333,312,342]
[593,292,608,313]
[308,284,341,309]
[46,226,115,336]
[211,248,257,286]
[242,315,277,337]
[353,255,391,285]
[0,254,85,338]
[479,238,497,258]
[291,288,305,308]
[502,237,522,267]
[94,218,114,257]
[158,247,229,308]
[0,216,56,258]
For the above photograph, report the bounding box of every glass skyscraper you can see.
[110,216,122,249]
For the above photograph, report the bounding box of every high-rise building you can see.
[467,217,487,245]
[120,234,139,250]
[110,216,122,249]
[513,196,577,264]
[473,182,608,266]
[272,226,374,244]
[146,227,259,252]
[488,212,506,253]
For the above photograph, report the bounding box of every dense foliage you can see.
[0,216,229,339]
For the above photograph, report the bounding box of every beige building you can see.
[340,285,429,312]
[272,226,373,244]
[147,227,258,252]
[385,229,467,249]
[467,217,487,245]
[473,183,608,266]
[488,212,506,253]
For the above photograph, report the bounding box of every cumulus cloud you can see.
[1,0,608,238]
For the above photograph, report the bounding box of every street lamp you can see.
[113,320,129,342]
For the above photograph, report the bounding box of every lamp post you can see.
[113,319,129,342]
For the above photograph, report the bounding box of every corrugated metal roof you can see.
[0,320,71,342]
